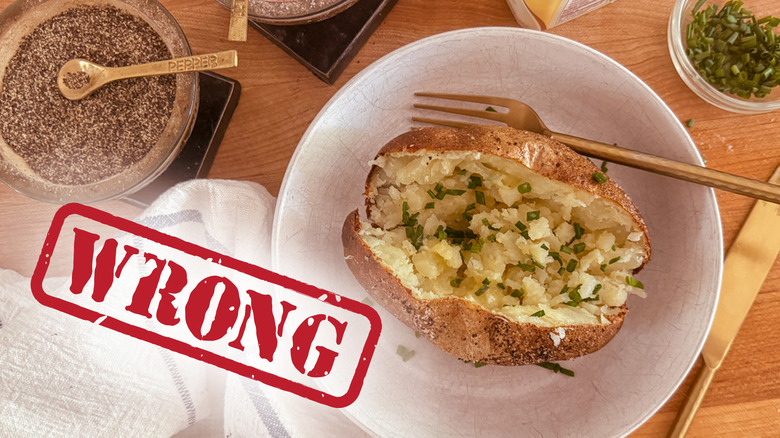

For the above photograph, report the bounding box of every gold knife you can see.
[668,165,780,437]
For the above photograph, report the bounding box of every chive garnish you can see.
[527,210,540,221]
[560,245,572,254]
[686,1,780,98]
[517,182,532,194]
[549,251,562,264]
[530,310,545,317]
[425,202,435,209]
[557,267,566,275]
[686,118,695,128]
[601,161,609,173]
[532,260,545,270]
[515,221,527,231]
[511,288,524,299]
[497,282,505,289]
[475,190,486,205]
[518,262,536,272]
[566,259,578,272]
[626,276,645,289]
[600,263,608,272]
[573,242,586,254]
[482,218,500,231]
[450,278,462,287]
[436,225,447,240]
[475,278,491,296]
[541,243,549,250]
[536,362,575,377]
[474,362,488,368]
[487,234,497,242]
[592,171,608,184]
[468,175,483,189]
[609,256,621,264]
[573,223,585,239]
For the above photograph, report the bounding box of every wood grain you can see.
[1,0,778,435]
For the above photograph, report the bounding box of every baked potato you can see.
[342,126,650,365]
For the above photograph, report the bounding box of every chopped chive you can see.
[474,278,491,296]
[536,362,575,377]
[686,118,695,128]
[436,225,447,240]
[573,242,586,254]
[511,288,525,299]
[611,244,617,251]
[482,218,500,231]
[573,223,585,239]
[475,190,486,205]
[518,262,536,272]
[517,182,532,194]
[560,285,569,295]
[609,256,621,264]
[600,263,608,272]
[560,245,573,254]
[456,168,468,175]
[485,106,497,112]
[474,361,488,368]
[527,210,541,221]
[626,276,645,289]
[530,310,545,317]
[566,259,578,272]
[487,234,497,242]
[515,221,527,231]
[557,267,566,276]
[497,283,505,290]
[450,278,462,287]
[468,175,483,189]
[532,260,545,270]
[601,161,609,173]
[425,202,435,209]
[541,243,549,250]
[427,189,436,199]
[549,251,562,264]
[592,171,608,184]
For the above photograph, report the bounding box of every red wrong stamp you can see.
[30,203,382,408]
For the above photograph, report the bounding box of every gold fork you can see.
[413,92,780,204]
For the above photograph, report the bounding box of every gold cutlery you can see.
[668,165,780,436]
[228,0,249,42]
[57,50,239,101]
[413,92,780,204]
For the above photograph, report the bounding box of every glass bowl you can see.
[668,0,780,113]
[214,0,359,25]
[0,0,199,204]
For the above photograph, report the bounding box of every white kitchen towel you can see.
[0,179,366,437]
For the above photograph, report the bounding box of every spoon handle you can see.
[548,130,780,204]
[111,50,238,80]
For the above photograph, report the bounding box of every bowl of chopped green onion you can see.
[669,0,780,113]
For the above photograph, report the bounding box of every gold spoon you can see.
[57,50,238,101]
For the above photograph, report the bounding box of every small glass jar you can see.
[668,0,780,113]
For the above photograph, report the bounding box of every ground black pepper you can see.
[62,71,90,90]
[0,4,176,186]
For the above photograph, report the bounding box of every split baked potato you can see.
[342,126,650,365]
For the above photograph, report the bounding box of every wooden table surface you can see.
[1,0,779,436]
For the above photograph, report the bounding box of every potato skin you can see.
[343,210,626,366]
[344,126,646,365]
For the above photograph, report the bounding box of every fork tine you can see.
[415,92,520,109]
[411,116,486,129]
[413,103,508,123]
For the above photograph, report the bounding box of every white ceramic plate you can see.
[271,27,722,438]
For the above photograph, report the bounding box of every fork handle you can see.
[548,131,780,204]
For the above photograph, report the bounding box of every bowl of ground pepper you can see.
[0,0,199,203]
[669,0,780,113]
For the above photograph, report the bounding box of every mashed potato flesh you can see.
[359,150,648,327]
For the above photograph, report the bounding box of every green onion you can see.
[573,223,585,239]
[566,259,578,272]
[482,218,500,231]
[468,175,483,189]
[487,234,497,242]
[609,256,621,264]
[511,288,525,299]
[515,221,527,231]
[451,278,462,287]
[475,278,491,296]
[497,283,506,289]
[530,310,545,317]
[601,161,609,173]
[626,276,645,289]
[532,260,545,270]
[686,1,780,98]
[517,182,532,194]
[573,242,586,254]
[600,263,608,272]
[536,362,575,377]
[527,210,541,221]
[436,225,447,240]
[425,202,435,209]
[686,118,695,128]
[475,190,486,205]
[592,171,608,184]
[560,245,573,254]
[541,243,549,250]
[474,361,488,368]
[518,262,536,272]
